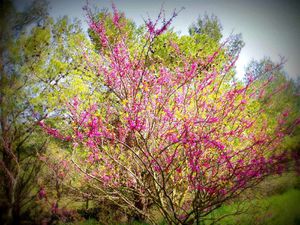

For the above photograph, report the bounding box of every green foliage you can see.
[189,13,223,42]
[25,16,100,113]
[0,0,50,223]
[0,1,99,223]
[245,58,300,151]
[149,31,222,66]
[88,10,138,52]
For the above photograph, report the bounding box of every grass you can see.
[207,188,300,225]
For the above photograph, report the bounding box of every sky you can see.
[14,0,300,80]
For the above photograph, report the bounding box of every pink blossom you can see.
[38,187,46,199]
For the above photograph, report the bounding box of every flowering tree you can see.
[40,5,299,224]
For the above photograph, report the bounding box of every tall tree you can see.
[189,13,244,75]
[0,0,95,223]
[0,1,49,223]
[41,5,299,224]
[189,13,223,42]
[245,58,300,155]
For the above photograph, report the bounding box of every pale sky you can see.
[14,0,300,80]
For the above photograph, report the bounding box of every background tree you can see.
[24,14,104,224]
[245,58,300,170]
[0,0,97,223]
[189,13,223,42]
[188,13,244,82]
[0,1,49,223]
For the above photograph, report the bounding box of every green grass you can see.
[207,188,300,225]
[75,219,99,225]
